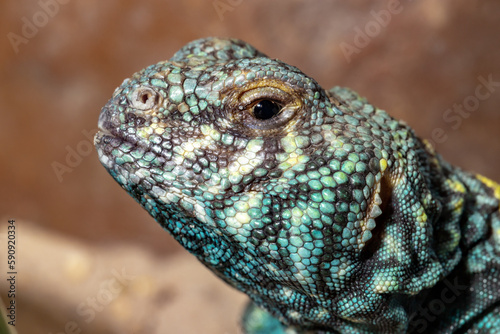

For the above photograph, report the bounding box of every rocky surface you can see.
[0,222,247,333]
[1,0,500,253]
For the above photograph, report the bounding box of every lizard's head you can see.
[95,37,445,330]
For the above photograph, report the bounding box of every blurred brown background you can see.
[1,0,500,333]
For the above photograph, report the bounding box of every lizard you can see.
[94,37,500,333]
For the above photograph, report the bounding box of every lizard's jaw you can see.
[95,100,216,228]
[94,105,120,171]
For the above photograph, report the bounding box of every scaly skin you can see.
[94,37,500,333]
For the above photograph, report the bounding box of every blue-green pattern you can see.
[95,37,500,333]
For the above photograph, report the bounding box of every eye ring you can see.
[129,87,159,110]
[235,86,301,131]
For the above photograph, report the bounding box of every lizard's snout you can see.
[97,100,119,135]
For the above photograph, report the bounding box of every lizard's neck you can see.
[430,153,499,273]
[407,150,500,333]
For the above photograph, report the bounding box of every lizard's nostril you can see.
[141,92,151,104]
[129,86,159,111]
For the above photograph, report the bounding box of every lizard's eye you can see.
[129,87,159,110]
[236,86,301,131]
[251,100,282,120]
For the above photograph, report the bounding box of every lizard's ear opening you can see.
[360,174,393,258]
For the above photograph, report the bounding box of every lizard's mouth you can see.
[95,103,121,145]
[94,97,157,155]
[94,103,143,172]
[94,132,123,172]
[95,102,129,139]
[95,108,216,229]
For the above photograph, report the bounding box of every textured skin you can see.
[95,38,500,333]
